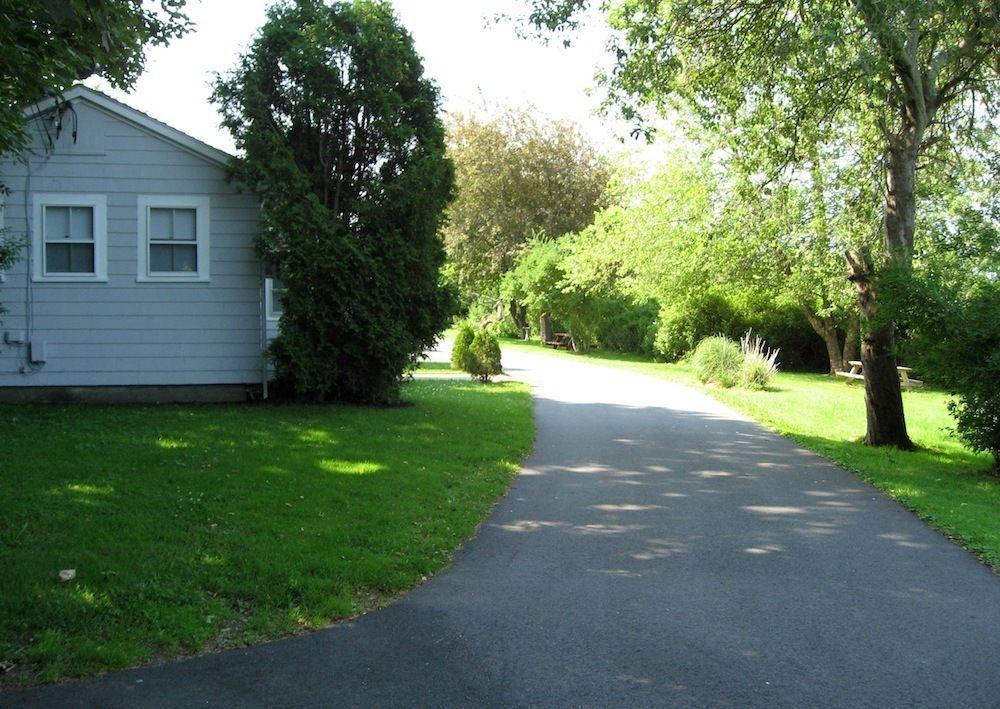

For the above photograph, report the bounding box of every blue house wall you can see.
[0,90,267,396]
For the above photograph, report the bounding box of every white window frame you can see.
[136,195,210,282]
[31,193,108,283]
[265,276,284,321]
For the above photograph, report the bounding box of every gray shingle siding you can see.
[0,97,266,389]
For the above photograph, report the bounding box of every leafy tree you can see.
[562,145,833,368]
[0,0,190,161]
[502,237,605,351]
[887,271,1000,472]
[0,212,18,320]
[443,107,611,325]
[562,148,715,306]
[885,148,1000,470]
[0,0,190,317]
[214,0,455,404]
[523,0,1000,449]
[714,139,876,374]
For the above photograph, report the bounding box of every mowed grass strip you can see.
[0,379,533,686]
[412,360,460,375]
[502,339,1000,569]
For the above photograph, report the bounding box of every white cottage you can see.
[0,86,281,402]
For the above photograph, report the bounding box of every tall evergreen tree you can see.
[214,0,455,403]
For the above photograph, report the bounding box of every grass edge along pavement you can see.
[501,338,1000,571]
[0,378,534,687]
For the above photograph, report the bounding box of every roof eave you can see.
[22,85,234,169]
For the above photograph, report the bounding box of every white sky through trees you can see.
[86,0,654,160]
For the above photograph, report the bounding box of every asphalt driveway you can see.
[7,345,1000,707]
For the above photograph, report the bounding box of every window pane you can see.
[172,209,197,240]
[150,243,197,273]
[149,208,173,239]
[149,243,173,272]
[70,207,94,241]
[271,287,284,315]
[45,243,71,272]
[44,206,70,240]
[172,244,197,272]
[69,243,95,273]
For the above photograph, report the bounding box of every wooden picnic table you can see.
[835,360,924,389]
[544,332,574,350]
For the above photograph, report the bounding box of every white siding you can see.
[0,100,265,388]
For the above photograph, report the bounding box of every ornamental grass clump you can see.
[692,335,743,388]
[739,329,780,390]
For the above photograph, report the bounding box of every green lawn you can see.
[0,379,533,686]
[412,360,458,375]
[502,339,1000,569]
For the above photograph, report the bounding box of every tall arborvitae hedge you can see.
[214,0,455,403]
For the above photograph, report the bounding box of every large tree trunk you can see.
[539,312,553,344]
[854,143,916,448]
[801,306,844,375]
[509,300,528,335]
[842,70,925,448]
[847,249,912,449]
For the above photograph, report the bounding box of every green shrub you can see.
[0,230,22,321]
[937,288,1000,471]
[655,294,741,362]
[739,330,780,390]
[451,322,476,371]
[596,298,658,354]
[692,336,743,388]
[654,292,826,369]
[740,299,827,372]
[467,329,503,382]
[888,272,1000,471]
[491,315,523,339]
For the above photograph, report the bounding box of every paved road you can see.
[8,346,1000,707]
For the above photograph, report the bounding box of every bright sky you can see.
[87,0,651,161]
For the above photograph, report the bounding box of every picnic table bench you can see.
[544,332,574,350]
[835,360,924,389]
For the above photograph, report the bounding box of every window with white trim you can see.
[265,276,285,320]
[137,195,210,282]
[32,194,107,282]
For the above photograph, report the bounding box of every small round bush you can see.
[692,336,742,388]
[451,322,476,371]
[468,329,503,382]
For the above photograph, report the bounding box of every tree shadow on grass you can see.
[5,388,1000,707]
[0,380,533,686]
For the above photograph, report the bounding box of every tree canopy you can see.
[443,107,611,299]
[522,0,1000,448]
[214,0,455,404]
[0,0,190,319]
[0,0,190,161]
